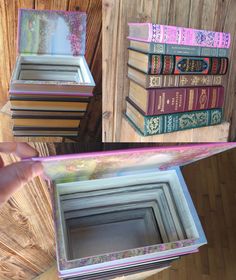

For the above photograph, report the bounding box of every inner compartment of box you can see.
[66,207,161,259]
[55,169,199,263]
[19,64,83,83]
[13,55,93,84]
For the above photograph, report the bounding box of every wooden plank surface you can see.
[0,0,102,142]
[0,143,56,280]
[120,117,230,142]
[33,264,59,280]
[102,0,236,142]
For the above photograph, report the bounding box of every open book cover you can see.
[33,143,236,183]
[18,9,87,56]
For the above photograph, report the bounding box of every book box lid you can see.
[18,9,86,56]
[32,143,236,183]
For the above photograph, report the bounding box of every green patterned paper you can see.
[143,109,222,136]
[147,43,229,57]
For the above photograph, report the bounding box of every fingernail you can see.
[32,161,44,176]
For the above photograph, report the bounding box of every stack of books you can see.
[125,23,231,136]
[10,9,95,137]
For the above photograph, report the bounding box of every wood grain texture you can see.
[0,143,56,280]
[0,0,102,142]
[33,264,59,280]
[102,0,236,142]
[112,267,169,280]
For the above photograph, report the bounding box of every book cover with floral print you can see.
[33,143,236,183]
[18,9,86,56]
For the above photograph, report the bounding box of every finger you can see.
[0,161,43,206]
[0,143,39,159]
[0,157,4,169]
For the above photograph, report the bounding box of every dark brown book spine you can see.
[148,55,228,75]
[146,86,224,115]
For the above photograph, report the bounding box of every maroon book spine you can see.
[148,86,224,115]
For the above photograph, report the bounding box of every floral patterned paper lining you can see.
[59,238,196,269]
[42,145,236,183]
[19,9,86,56]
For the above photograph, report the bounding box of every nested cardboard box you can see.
[32,143,236,279]
[10,9,95,137]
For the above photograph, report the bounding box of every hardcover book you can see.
[125,99,223,136]
[128,66,224,89]
[11,9,95,95]
[10,99,89,112]
[129,41,230,57]
[128,80,225,115]
[128,49,228,75]
[31,144,236,279]
[13,128,80,137]
[10,9,96,137]
[128,23,231,49]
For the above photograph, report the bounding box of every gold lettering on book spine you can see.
[188,89,194,110]
[161,92,166,112]
[174,92,183,110]
[157,93,165,112]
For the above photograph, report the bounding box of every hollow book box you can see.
[32,143,236,279]
[10,9,95,137]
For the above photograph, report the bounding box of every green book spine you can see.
[143,109,223,136]
[148,43,229,57]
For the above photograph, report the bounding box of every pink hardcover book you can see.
[30,143,236,279]
[128,23,231,49]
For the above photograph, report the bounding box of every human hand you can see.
[0,143,43,206]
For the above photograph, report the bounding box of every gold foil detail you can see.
[211,88,217,108]
[199,89,207,109]
[149,76,162,87]
[188,89,194,110]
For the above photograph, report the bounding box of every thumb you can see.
[0,161,43,206]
